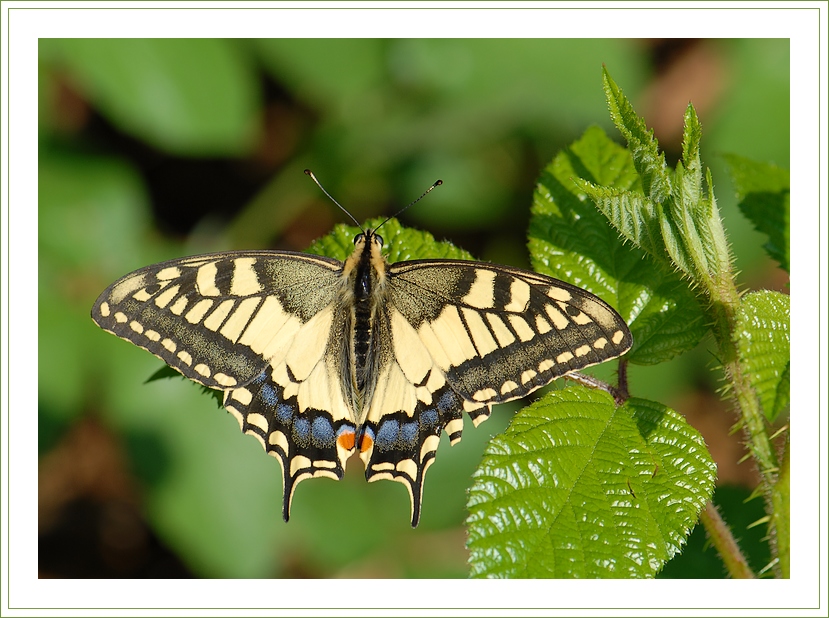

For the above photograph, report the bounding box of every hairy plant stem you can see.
[771,435,790,578]
[708,275,783,575]
[699,501,755,578]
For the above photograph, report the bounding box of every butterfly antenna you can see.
[375,179,443,232]
[304,169,363,231]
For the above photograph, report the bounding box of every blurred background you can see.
[38,38,789,578]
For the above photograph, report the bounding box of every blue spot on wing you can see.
[400,422,418,448]
[359,425,375,444]
[375,419,400,451]
[437,389,459,413]
[250,371,269,388]
[311,416,335,448]
[260,382,279,407]
[420,408,439,429]
[276,403,293,425]
[292,417,310,447]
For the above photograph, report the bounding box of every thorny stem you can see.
[771,434,790,578]
[709,284,779,468]
[707,275,783,576]
[699,501,755,578]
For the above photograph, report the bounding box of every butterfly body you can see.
[92,225,632,526]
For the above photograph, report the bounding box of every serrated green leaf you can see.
[626,274,708,365]
[669,106,732,282]
[306,217,474,263]
[680,104,703,191]
[734,291,790,422]
[602,66,673,204]
[144,365,223,407]
[145,365,180,384]
[566,124,665,263]
[723,154,790,272]
[657,485,771,578]
[466,386,716,578]
[589,73,732,289]
[530,126,707,364]
[656,196,701,281]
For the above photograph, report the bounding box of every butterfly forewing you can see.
[387,261,632,407]
[92,228,632,527]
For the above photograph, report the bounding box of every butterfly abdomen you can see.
[352,279,373,395]
[344,231,388,402]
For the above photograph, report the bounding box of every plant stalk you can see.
[699,501,755,578]
[707,275,782,573]
[771,434,790,578]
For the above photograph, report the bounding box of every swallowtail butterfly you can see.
[91,175,632,527]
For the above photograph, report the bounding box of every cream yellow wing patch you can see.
[357,308,470,526]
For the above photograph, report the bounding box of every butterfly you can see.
[91,173,632,527]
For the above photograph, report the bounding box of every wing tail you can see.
[223,367,357,521]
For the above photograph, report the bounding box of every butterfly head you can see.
[353,230,384,251]
[350,228,388,281]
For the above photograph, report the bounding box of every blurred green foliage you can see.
[38,38,789,578]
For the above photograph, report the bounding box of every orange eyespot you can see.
[359,433,374,453]
[337,430,356,451]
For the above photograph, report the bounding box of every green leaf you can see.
[670,106,732,282]
[530,126,708,364]
[49,39,259,156]
[145,366,223,406]
[584,72,732,289]
[306,217,474,263]
[723,154,790,272]
[734,291,790,422]
[466,386,716,578]
[601,66,672,205]
[627,275,708,365]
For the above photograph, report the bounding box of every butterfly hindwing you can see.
[357,308,467,525]
[223,367,357,521]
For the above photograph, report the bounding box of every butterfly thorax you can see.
[340,231,389,414]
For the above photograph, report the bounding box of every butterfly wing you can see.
[358,260,632,526]
[91,251,359,520]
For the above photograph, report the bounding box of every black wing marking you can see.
[91,251,343,390]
